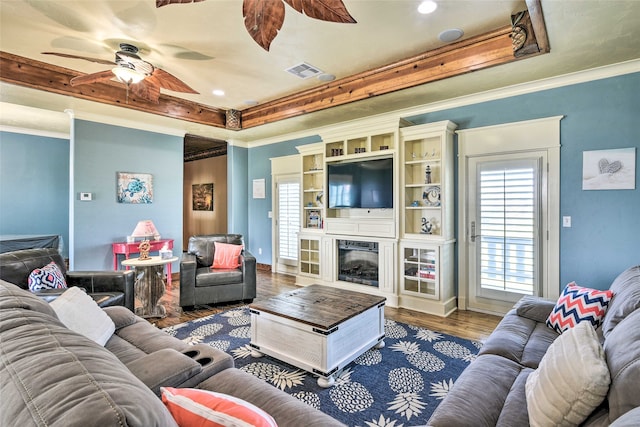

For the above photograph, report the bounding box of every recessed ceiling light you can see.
[318,73,336,82]
[418,0,437,14]
[438,28,464,43]
[212,89,225,96]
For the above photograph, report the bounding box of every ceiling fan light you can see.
[112,66,145,84]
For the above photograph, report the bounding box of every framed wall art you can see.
[117,172,153,203]
[192,183,214,211]
[582,148,636,190]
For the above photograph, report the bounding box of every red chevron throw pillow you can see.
[546,282,613,333]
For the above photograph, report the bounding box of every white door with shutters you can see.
[458,117,562,315]
[469,154,543,306]
[274,175,300,274]
[271,155,301,275]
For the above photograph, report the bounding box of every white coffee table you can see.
[249,284,386,387]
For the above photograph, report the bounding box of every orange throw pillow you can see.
[161,387,277,427]
[211,242,243,269]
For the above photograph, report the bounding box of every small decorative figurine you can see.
[425,165,432,184]
[138,240,151,260]
[421,217,433,234]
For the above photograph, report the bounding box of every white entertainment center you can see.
[296,117,457,316]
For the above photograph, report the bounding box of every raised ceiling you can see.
[1,1,639,144]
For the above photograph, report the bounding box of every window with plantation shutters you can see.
[476,158,540,299]
[277,180,300,263]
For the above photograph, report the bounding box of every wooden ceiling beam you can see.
[0,51,227,128]
[241,25,523,129]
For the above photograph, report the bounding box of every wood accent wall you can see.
[183,156,228,247]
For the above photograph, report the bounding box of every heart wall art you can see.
[582,148,636,190]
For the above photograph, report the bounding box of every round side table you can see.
[122,256,178,318]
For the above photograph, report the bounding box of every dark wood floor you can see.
[151,270,502,342]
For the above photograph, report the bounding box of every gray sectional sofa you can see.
[428,265,640,426]
[0,279,344,427]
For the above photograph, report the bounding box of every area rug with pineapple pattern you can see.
[163,306,481,427]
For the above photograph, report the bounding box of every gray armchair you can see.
[0,248,135,311]
[180,234,256,309]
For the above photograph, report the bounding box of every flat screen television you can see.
[327,158,393,209]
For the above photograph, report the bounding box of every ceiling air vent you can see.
[285,62,323,79]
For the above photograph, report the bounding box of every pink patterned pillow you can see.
[28,261,67,292]
[546,282,613,333]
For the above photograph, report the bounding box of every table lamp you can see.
[130,220,160,260]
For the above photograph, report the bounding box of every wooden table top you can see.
[250,284,386,331]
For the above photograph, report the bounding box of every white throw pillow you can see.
[525,321,610,427]
[49,287,116,346]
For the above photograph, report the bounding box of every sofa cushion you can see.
[212,242,243,269]
[604,308,640,423]
[0,304,177,426]
[0,279,58,318]
[525,321,610,427]
[479,307,559,369]
[128,349,202,396]
[195,267,244,287]
[546,282,613,334]
[27,261,67,291]
[50,286,115,346]
[103,305,138,329]
[161,387,277,427]
[601,265,640,338]
[427,354,533,427]
[515,295,556,323]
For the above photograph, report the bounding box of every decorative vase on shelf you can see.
[425,165,432,184]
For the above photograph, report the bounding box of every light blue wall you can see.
[0,131,70,257]
[73,120,183,271]
[246,135,321,264]
[227,145,249,238]
[246,73,640,291]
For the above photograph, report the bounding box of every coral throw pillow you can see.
[161,387,277,427]
[28,261,67,292]
[546,282,613,333]
[211,242,243,269]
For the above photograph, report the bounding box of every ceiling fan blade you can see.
[131,80,161,103]
[284,0,356,23]
[149,68,198,94]
[156,0,205,7]
[243,0,285,51]
[42,52,115,66]
[70,70,115,86]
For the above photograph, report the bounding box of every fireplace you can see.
[337,240,379,287]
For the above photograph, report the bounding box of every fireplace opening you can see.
[337,240,379,287]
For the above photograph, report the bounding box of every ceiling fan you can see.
[43,43,198,103]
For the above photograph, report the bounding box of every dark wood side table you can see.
[112,239,174,287]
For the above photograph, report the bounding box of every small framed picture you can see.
[192,183,214,211]
[583,148,636,190]
[117,172,153,204]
